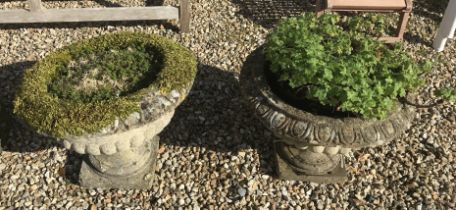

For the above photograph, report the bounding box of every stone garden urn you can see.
[14,33,197,189]
[240,48,414,183]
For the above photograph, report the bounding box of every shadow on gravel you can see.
[160,64,276,176]
[0,61,59,153]
[230,0,314,28]
[413,0,449,22]
[231,0,449,26]
[403,32,433,47]
[146,0,165,6]
[64,151,84,185]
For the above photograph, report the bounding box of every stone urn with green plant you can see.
[14,33,197,189]
[240,13,433,183]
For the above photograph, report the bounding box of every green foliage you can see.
[342,13,393,37]
[436,87,456,102]
[14,32,197,137]
[264,13,431,119]
[48,46,161,102]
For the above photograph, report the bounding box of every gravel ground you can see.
[0,0,455,209]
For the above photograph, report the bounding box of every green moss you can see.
[48,46,159,102]
[13,32,197,138]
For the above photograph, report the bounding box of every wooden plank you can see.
[28,0,42,12]
[179,0,190,32]
[0,6,179,24]
[327,0,406,10]
[396,11,411,39]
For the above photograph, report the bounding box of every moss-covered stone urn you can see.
[240,48,414,183]
[14,33,197,189]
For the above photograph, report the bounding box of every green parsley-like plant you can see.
[436,87,456,102]
[265,13,431,119]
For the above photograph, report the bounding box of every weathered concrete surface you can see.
[62,110,175,156]
[274,143,347,184]
[240,47,414,183]
[79,136,159,189]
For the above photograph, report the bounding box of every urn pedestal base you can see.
[274,143,347,183]
[79,136,159,189]
[275,152,347,183]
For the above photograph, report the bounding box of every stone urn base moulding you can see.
[13,33,197,189]
[240,48,414,183]
[67,109,175,189]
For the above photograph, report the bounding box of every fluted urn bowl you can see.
[240,48,414,183]
[13,33,197,189]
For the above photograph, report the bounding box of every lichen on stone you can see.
[13,32,197,138]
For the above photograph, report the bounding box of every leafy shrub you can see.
[264,13,431,119]
[436,87,456,102]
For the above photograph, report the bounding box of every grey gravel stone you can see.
[238,186,247,197]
